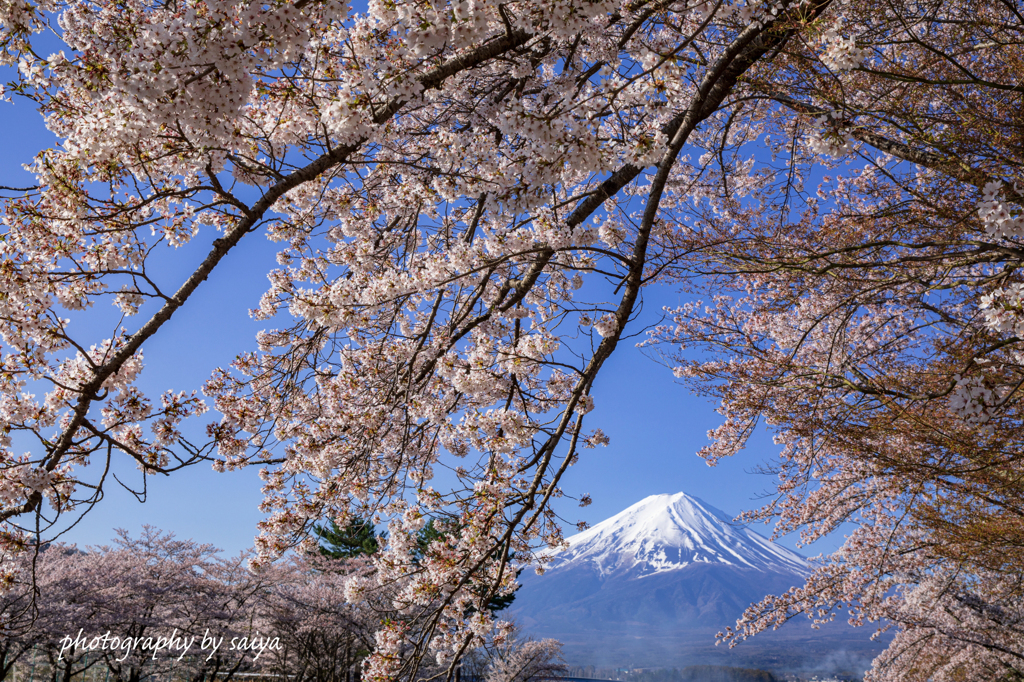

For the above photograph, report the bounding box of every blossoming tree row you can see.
[0,528,560,682]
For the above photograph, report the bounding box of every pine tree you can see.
[313,517,381,559]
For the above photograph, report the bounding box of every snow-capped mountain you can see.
[543,492,808,577]
[511,492,884,671]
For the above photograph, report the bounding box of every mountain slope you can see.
[511,493,884,671]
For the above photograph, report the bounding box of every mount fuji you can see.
[542,492,809,578]
[510,493,885,672]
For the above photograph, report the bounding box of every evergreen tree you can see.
[313,517,382,559]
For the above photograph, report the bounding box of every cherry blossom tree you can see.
[635,0,1024,678]
[256,553,376,682]
[32,547,110,682]
[480,627,564,682]
[0,548,50,681]
[3,0,1021,676]
[0,531,367,682]
[0,0,841,675]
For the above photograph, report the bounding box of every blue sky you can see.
[0,64,848,562]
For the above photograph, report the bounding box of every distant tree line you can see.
[563,666,777,682]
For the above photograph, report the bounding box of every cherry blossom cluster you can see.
[865,569,1024,681]
[947,374,996,430]
[484,636,565,682]
[819,19,868,71]
[979,282,1024,337]
[806,114,851,157]
[0,0,53,64]
[977,180,1024,238]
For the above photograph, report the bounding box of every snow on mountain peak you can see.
[546,492,809,577]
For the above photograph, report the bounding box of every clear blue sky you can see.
[0,70,848,561]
